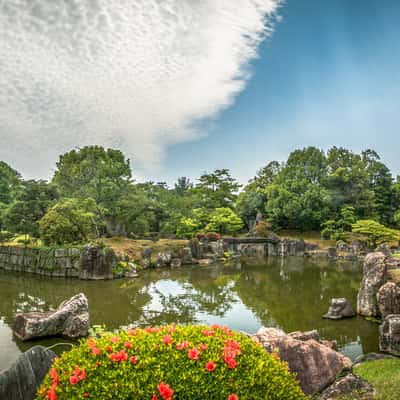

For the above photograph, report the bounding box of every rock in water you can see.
[320,374,375,400]
[377,282,400,318]
[253,327,352,395]
[323,298,355,320]
[357,252,387,317]
[0,346,56,400]
[379,314,400,355]
[14,293,89,341]
[79,244,115,280]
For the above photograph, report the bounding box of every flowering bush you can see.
[36,324,306,400]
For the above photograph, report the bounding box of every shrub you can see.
[351,220,400,248]
[205,232,221,241]
[253,221,273,238]
[36,324,306,400]
[0,230,13,243]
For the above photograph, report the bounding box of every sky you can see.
[1,0,400,184]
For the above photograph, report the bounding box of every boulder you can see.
[180,247,193,265]
[0,346,56,400]
[254,327,352,395]
[357,252,387,317]
[379,314,400,355]
[323,298,355,320]
[320,374,375,400]
[189,238,203,259]
[198,259,213,266]
[377,282,400,318]
[79,244,115,280]
[14,293,89,341]
[170,258,182,268]
[209,241,224,258]
[155,252,172,268]
[375,243,392,256]
[124,262,138,278]
[142,248,153,268]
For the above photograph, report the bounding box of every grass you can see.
[103,237,189,263]
[354,358,400,400]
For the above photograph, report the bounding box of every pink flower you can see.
[176,341,189,350]
[199,343,208,351]
[124,341,132,349]
[188,348,200,360]
[158,382,174,400]
[130,355,138,364]
[110,336,120,343]
[162,335,173,345]
[205,361,216,372]
[228,394,239,400]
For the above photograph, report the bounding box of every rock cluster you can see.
[14,293,89,341]
[323,298,355,320]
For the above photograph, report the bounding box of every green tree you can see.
[205,208,244,235]
[321,205,357,240]
[351,220,400,247]
[4,180,58,237]
[39,198,102,245]
[174,177,193,196]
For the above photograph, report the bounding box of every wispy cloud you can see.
[0,0,280,178]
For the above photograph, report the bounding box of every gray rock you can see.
[375,243,392,256]
[79,244,115,280]
[320,373,375,400]
[379,314,400,355]
[14,293,89,341]
[254,327,352,395]
[377,282,400,318]
[189,238,203,259]
[198,258,214,266]
[170,258,182,268]
[357,252,387,317]
[323,298,356,320]
[155,252,172,267]
[209,241,224,258]
[288,330,320,341]
[0,346,56,400]
[180,247,193,265]
[354,352,395,365]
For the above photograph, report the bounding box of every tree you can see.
[205,208,244,235]
[351,220,400,247]
[52,146,132,216]
[195,169,241,209]
[174,177,193,196]
[321,206,357,240]
[4,180,58,237]
[39,198,102,245]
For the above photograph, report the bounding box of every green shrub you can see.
[0,230,13,243]
[253,221,273,238]
[36,324,306,400]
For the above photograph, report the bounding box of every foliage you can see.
[36,324,306,400]
[351,220,400,247]
[354,358,400,400]
[0,230,13,243]
[253,221,273,238]
[205,208,244,236]
[0,161,21,205]
[321,206,357,240]
[39,198,102,245]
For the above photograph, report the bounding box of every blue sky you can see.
[155,0,400,184]
[1,0,399,184]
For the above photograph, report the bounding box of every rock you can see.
[0,346,56,400]
[14,293,89,341]
[375,243,392,256]
[278,238,306,256]
[142,247,153,268]
[336,241,351,252]
[288,330,320,341]
[254,327,352,395]
[79,244,115,280]
[323,298,356,320]
[124,262,138,278]
[354,352,395,365]
[198,259,213,266]
[377,282,400,318]
[320,373,375,400]
[180,247,193,264]
[327,247,337,258]
[209,241,224,258]
[155,252,172,268]
[350,240,369,255]
[357,252,387,317]
[170,258,182,268]
[189,238,203,259]
[379,314,400,355]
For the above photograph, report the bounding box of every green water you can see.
[0,257,379,372]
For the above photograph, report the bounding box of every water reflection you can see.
[0,257,379,371]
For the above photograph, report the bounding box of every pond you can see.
[0,257,379,372]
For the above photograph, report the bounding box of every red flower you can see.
[158,382,174,400]
[109,350,128,362]
[205,361,216,372]
[95,361,101,367]
[49,368,59,385]
[225,340,241,354]
[199,343,208,351]
[202,329,215,336]
[130,355,138,364]
[110,336,120,343]
[228,394,239,400]
[176,341,188,350]
[224,356,237,369]
[168,325,177,333]
[106,345,112,353]
[188,347,200,360]
[69,375,78,385]
[91,346,101,356]
[124,341,132,349]
[211,323,221,330]
[83,393,90,398]
[47,388,57,400]
[152,395,158,400]
[162,335,173,345]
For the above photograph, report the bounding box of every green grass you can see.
[354,358,400,400]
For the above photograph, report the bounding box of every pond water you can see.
[0,257,379,372]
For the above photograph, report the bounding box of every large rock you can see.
[379,314,400,355]
[357,252,387,317]
[155,252,172,268]
[323,298,355,320]
[377,282,400,318]
[0,346,56,400]
[180,247,193,265]
[14,293,89,341]
[189,238,203,259]
[254,327,352,395]
[320,374,375,400]
[79,244,115,280]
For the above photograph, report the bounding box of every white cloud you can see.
[0,0,280,179]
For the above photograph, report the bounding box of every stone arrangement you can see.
[323,298,355,320]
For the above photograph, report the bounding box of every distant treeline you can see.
[0,145,399,245]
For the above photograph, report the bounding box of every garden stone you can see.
[323,298,355,320]
[170,258,182,268]
[189,238,202,259]
[0,346,56,400]
[14,293,89,341]
[357,252,387,317]
[379,314,400,355]
[377,282,400,318]
[155,252,172,267]
[254,327,352,395]
[180,247,192,264]
[80,244,115,280]
[319,373,375,400]
[375,243,392,256]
